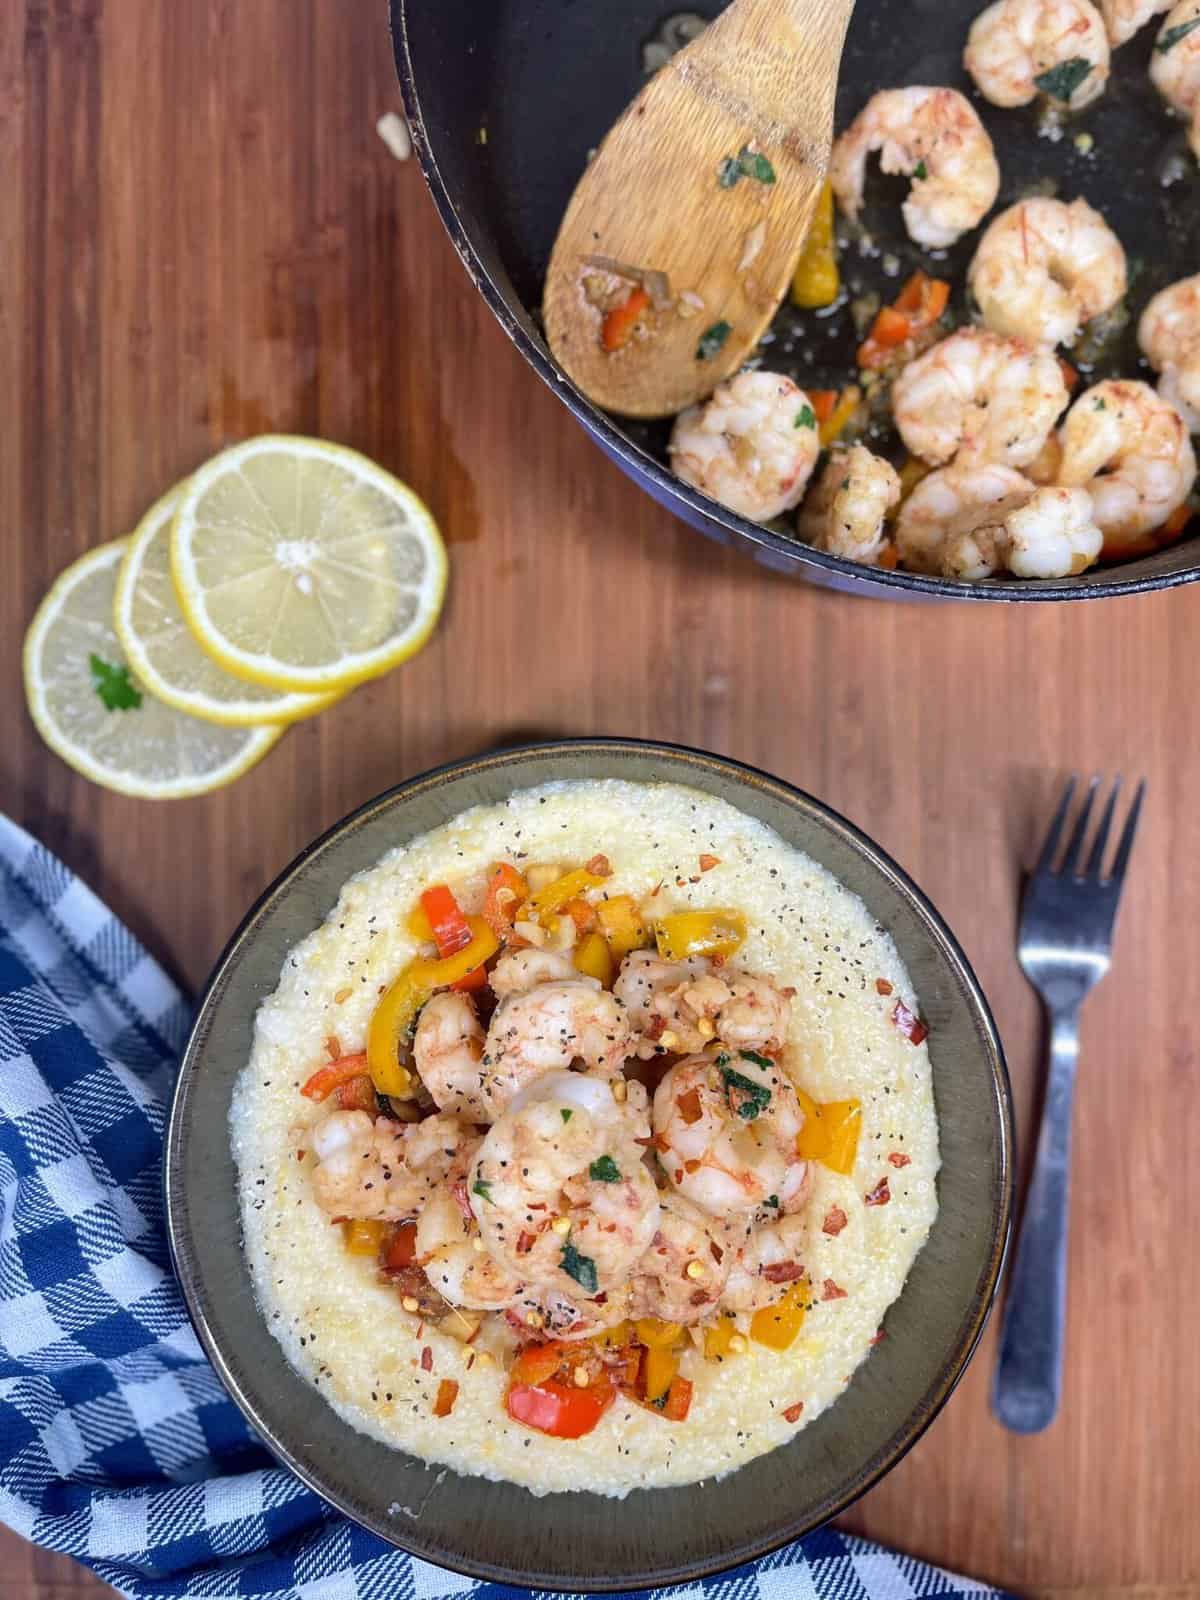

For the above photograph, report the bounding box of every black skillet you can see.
[393,0,1200,601]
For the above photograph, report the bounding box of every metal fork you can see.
[992,775,1145,1434]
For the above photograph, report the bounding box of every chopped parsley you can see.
[1094,397,1107,411]
[471,1179,495,1205]
[696,321,732,361]
[1032,57,1092,101]
[720,1065,773,1120]
[766,1194,780,1209]
[560,1241,599,1294]
[561,1108,573,1123]
[794,405,816,430]
[717,144,777,188]
[714,1051,732,1067]
[912,160,928,180]
[89,655,142,711]
[589,1154,621,1183]
[1158,15,1200,51]
[740,1049,775,1070]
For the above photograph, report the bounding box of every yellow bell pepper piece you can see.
[703,1318,740,1361]
[343,1218,387,1256]
[795,1089,863,1176]
[366,917,500,1098]
[819,384,862,448]
[643,1344,679,1404]
[525,866,607,922]
[750,1278,809,1351]
[791,179,838,309]
[596,894,650,959]
[655,910,747,962]
[406,904,435,942]
[590,1319,633,1351]
[574,931,615,988]
[635,1317,684,1349]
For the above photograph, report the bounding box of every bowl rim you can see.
[389,0,1198,605]
[166,737,1014,1589]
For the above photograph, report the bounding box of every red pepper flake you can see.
[709,1239,724,1263]
[870,1328,887,1346]
[296,1149,307,1162]
[821,1279,848,1301]
[677,1088,704,1125]
[420,1346,433,1372]
[698,854,721,872]
[891,999,928,1046]
[433,1378,459,1417]
[875,978,893,996]
[782,1400,805,1423]
[865,1176,891,1207]
[585,853,612,877]
[762,1261,805,1283]
[683,1159,702,1174]
[516,1230,536,1255]
[645,1015,668,1041]
[822,1206,848,1237]
[887,1152,912,1168]
[324,1034,343,1060]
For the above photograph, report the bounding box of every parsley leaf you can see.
[1094,397,1107,411]
[717,156,742,188]
[1158,14,1200,51]
[589,1154,621,1183]
[561,1108,573,1123]
[913,160,928,180]
[696,321,732,361]
[766,1194,780,1209]
[740,1049,775,1070]
[89,655,142,712]
[1032,56,1092,101]
[794,405,817,430]
[560,1241,599,1294]
[716,145,777,188]
[471,1179,495,1205]
[720,1065,773,1120]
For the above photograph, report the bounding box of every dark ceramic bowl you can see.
[165,739,1013,1589]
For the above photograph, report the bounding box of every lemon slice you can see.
[171,436,448,693]
[24,541,282,799]
[114,486,338,726]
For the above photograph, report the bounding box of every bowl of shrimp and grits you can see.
[395,0,1200,600]
[165,739,1012,1588]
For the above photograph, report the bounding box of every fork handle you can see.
[992,1009,1080,1433]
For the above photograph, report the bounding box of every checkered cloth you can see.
[0,813,1016,1600]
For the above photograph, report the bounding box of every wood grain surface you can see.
[2,3,1199,1597]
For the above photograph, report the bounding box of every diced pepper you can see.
[333,1073,378,1114]
[300,1052,371,1102]
[482,862,529,938]
[642,1344,678,1404]
[791,179,838,309]
[383,1221,418,1272]
[655,910,747,962]
[809,389,838,425]
[858,271,949,369]
[895,270,949,322]
[433,1378,459,1417]
[871,307,911,346]
[574,931,615,987]
[662,1375,693,1421]
[703,1318,739,1361]
[366,918,500,1097]
[590,1320,634,1351]
[750,1278,809,1351]
[511,1341,574,1388]
[635,1318,684,1349]
[407,904,435,942]
[343,1218,387,1256]
[795,1089,863,1176]
[601,286,650,353]
[421,885,473,955]
[563,897,598,933]
[596,894,651,959]
[526,866,608,923]
[819,385,862,447]
[506,1376,615,1438]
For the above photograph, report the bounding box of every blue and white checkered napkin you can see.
[0,812,1015,1600]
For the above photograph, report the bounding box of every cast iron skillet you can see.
[392,0,1200,601]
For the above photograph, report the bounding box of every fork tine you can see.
[1084,778,1121,880]
[1108,779,1146,886]
[1034,775,1076,875]
[1060,775,1099,877]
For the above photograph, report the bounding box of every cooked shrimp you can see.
[829,87,1000,248]
[615,949,794,1059]
[489,947,578,998]
[1138,274,1200,431]
[1099,0,1171,44]
[1151,1,1200,157]
[480,979,633,1118]
[892,329,1069,468]
[795,445,902,564]
[721,1211,812,1315]
[470,1071,660,1296]
[940,485,1104,577]
[1058,379,1197,543]
[653,1051,809,1219]
[412,992,487,1122]
[894,462,1034,575]
[309,1109,477,1220]
[669,372,821,522]
[416,1182,526,1311]
[968,198,1127,348]
[630,1193,732,1324]
[965,0,1110,107]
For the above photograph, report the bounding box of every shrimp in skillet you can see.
[1151,1,1200,158]
[965,0,1110,108]
[893,462,1034,576]
[669,372,821,522]
[830,87,1000,248]
[1099,0,1170,44]
[1138,274,1200,431]
[796,445,902,565]
[942,484,1105,578]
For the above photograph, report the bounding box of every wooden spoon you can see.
[543,0,856,420]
